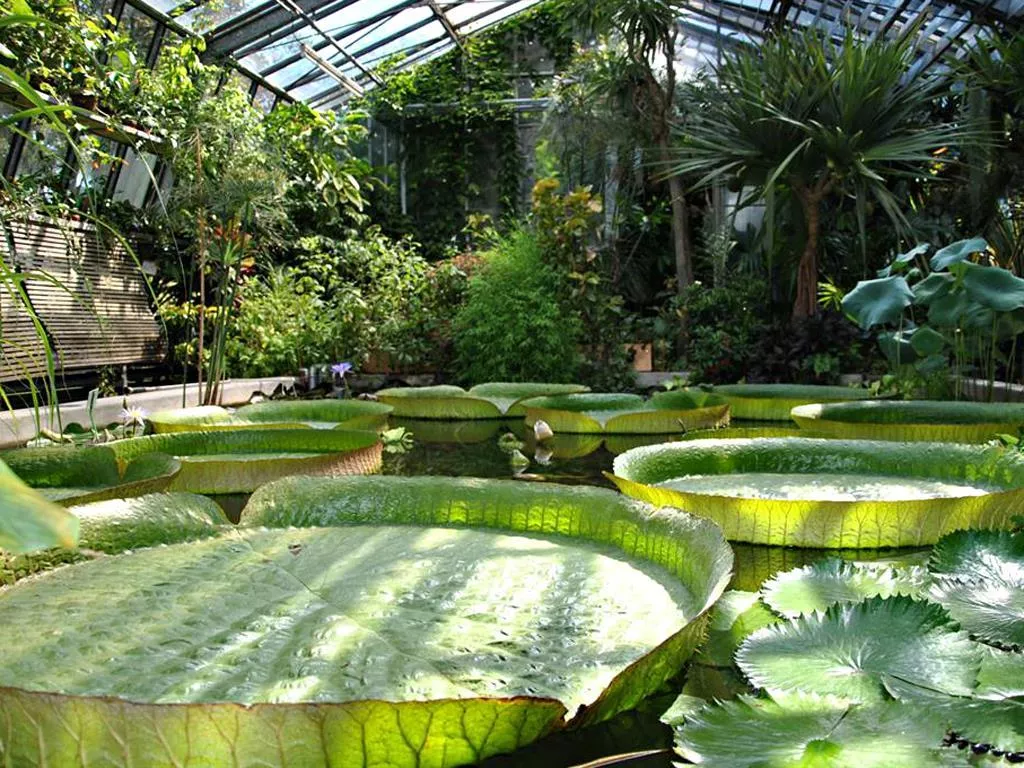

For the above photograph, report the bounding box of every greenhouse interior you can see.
[4,0,1024,763]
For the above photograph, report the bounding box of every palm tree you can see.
[673,27,966,319]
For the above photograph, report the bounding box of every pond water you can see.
[206,419,928,767]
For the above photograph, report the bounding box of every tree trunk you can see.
[792,187,823,320]
[660,138,693,293]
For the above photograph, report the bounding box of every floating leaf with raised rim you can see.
[709,384,875,422]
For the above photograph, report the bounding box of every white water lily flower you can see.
[120,406,148,427]
[533,419,554,442]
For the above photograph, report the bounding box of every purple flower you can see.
[331,362,353,377]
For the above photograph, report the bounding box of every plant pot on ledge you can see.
[70,92,99,111]
[626,343,654,372]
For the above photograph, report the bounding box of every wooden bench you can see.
[0,216,164,384]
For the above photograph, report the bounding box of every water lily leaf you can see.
[377,383,588,420]
[878,329,920,365]
[791,400,1024,442]
[910,326,948,357]
[736,597,982,703]
[0,460,79,554]
[673,694,964,767]
[895,243,932,265]
[913,272,955,305]
[523,392,729,435]
[709,384,875,422]
[961,263,1024,313]
[611,438,1024,548]
[105,429,381,494]
[71,492,229,553]
[975,646,1024,699]
[930,238,989,271]
[0,445,180,505]
[842,276,913,328]
[695,590,778,667]
[929,530,1024,648]
[0,476,732,765]
[942,699,1024,754]
[761,559,930,618]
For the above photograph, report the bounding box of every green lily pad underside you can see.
[1,445,181,506]
[523,391,730,435]
[736,597,981,703]
[674,694,962,768]
[761,559,930,618]
[610,438,1024,547]
[710,384,875,422]
[0,477,732,767]
[148,399,393,433]
[792,400,1024,442]
[928,529,1024,648]
[105,429,382,494]
[376,383,589,420]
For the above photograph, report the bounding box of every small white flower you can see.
[533,419,554,442]
[120,406,148,427]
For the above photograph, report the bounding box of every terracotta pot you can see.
[70,92,99,111]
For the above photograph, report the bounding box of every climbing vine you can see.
[358,3,576,258]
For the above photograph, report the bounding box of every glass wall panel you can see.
[118,5,158,60]
[16,122,70,188]
[113,148,158,207]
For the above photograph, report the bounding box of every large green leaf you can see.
[975,646,1024,699]
[736,597,982,702]
[912,272,955,305]
[694,590,779,667]
[105,429,382,494]
[0,476,732,766]
[523,391,730,435]
[929,238,989,271]
[961,263,1024,313]
[71,492,229,553]
[610,438,1023,547]
[910,326,948,357]
[376,383,588,420]
[0,446,181,505]
[149,400,393,433]
[928,530,1024,648]
[841,276,914,328]
[0,460,79,554]
[941,699,1024,754]
[878,329,920,365]
[674,694,964,767]
[761,559,929,618]
[709,384,875,422]
[791,400,1024,442]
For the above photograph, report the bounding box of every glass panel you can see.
[141,0,184,15]
[253,86,276,113]
[459,0,542,34]
[225,68,252,94]
[76,0,115,19]
[113,148,158,207]
[177,0,267,33]
[16,122,70,186]
[118,5,158,60]
[70,138,116,197]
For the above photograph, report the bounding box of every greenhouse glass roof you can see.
[134,0,1024,107]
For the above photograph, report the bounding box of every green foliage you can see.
[453,227,582,384]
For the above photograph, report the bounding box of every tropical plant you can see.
[673,27,967,318]
[0,476,732,765]
[841,237,1024,398]
[453,227,583,384]
[556,0,694,291]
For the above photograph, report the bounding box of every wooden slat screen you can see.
[0,217,164,383]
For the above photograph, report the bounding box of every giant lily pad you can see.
[791,400,1024,443]
[736,597,982,703]
[376,383,589,420]
[610,438,1023,547]
[0,459,79,554]
[673,694,962,767]
[105,429,382,494]
[522,391,730,435]
[708,384,875,422]
[1,445,180,505]
[148,399,392,433]
[0,476,732,766]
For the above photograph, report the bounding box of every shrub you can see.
[453,228,582,384]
